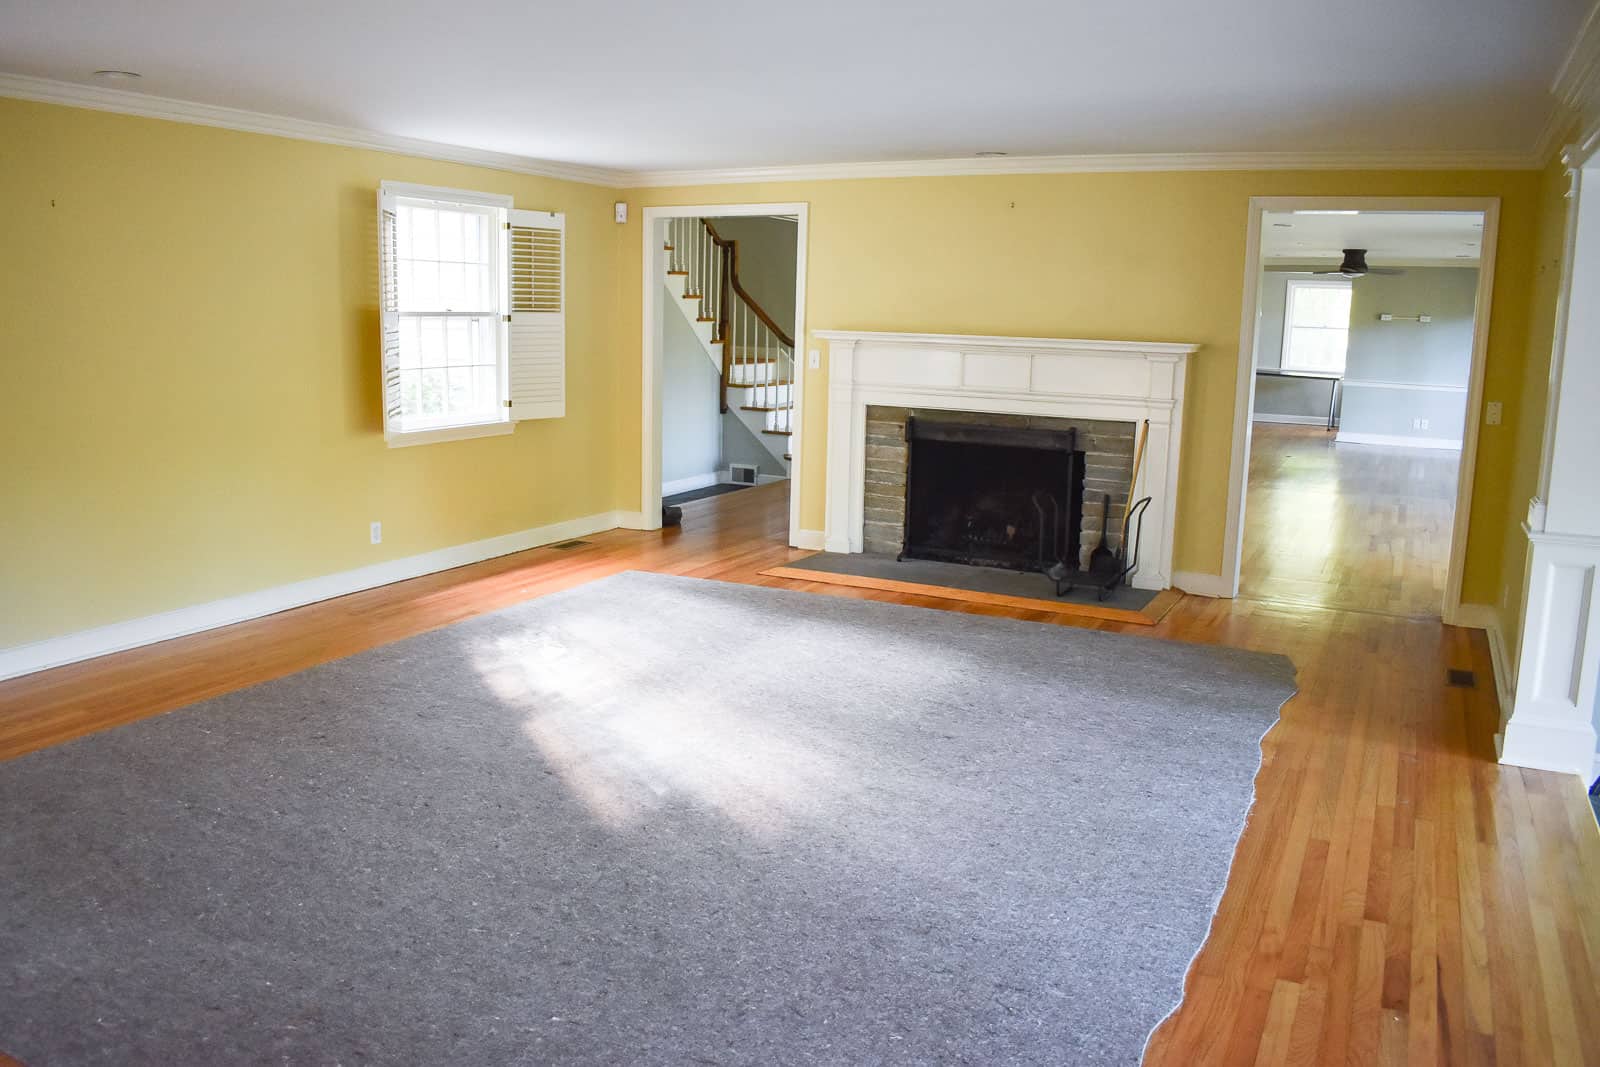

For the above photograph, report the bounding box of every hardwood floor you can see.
[2,481,1597,1065]
[1242,423,1460,618]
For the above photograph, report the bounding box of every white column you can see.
[822,339,858,553]
[1501,147,1600,779]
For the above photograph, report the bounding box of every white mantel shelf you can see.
[816,330,1200,589]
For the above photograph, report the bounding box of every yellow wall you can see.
[1496,148,1574,658]
[0,95,1571,652]
[619,169,1553,602]
[0,98,623,646]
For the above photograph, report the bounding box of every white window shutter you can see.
[506,209,565,420]
[377,190,404,435]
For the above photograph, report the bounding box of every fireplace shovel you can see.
[1087,491,1117,575]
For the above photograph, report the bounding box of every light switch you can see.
[809,349,821,369]
[1485,401,1503,426]
[613,201,628,224]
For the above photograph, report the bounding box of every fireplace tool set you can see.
[1043,419,1152,602]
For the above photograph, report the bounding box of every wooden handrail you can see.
[702,219,796,349]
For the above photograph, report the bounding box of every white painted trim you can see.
[1340,379,1469,394]
[379,180,513,209]
[1172,571,1232,598]
[0,72,627,186]
[0,73,1555,194]
[614,510,651,530]
[385,420,514,448]
[662,472,721,496]
[792,529,826,551]
[623,149,1542,188]
[0,509,631,682]
[1222,196,1501,624]
[812,330,1200,356]
[640,202,810,548]
[1251,413,1331,426]
[1334,431,1462,450]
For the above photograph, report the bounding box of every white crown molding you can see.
[1554,2,1600,116]
[622,149,1543,188]
[0,71,1550,191]
[0,72,629,187]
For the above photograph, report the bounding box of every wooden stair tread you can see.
[761,429,793,437]
[740,405,794,412]
[784,453,792,460]
[727,378,794,388]
[667,270,687,276]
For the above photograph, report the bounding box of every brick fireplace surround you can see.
[816,331,1199,591]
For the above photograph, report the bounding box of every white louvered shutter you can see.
[506,209,565,420]
[377,190,404,435]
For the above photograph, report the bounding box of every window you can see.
[1281,278,1353,374]
[378,182,565,446]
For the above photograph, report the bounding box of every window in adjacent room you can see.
[1280,278,1353,375]
[378,182,566,447]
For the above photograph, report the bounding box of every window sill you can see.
[385,421,514,449]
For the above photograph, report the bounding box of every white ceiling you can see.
[0,0,1588,173]
[1260,211,1485,264]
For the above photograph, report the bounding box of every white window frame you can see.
[1280,277,1353,375]
[381,181,515,448]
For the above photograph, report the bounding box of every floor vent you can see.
[729,463,759,485]
[550,539,591,550]
[1446,669,1477,688]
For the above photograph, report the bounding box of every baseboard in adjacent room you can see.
[662,472,721,496]
[0,510,632,682]
[1252,413,1330,426]
[1335,431,1462,450]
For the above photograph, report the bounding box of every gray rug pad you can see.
[1,571,1295,1065]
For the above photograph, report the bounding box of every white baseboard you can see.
[0,509,630,683]
[1454,601,1516,719]
[1172,571,1234,598]
[1252,413,1330,426]
[615,510,652,531]
[1335,431,1462,450]
[663,472,721,496]
[792,529,826,550]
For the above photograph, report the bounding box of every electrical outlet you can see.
[1412,417,1431,431]
[1419,418,1429,431]
[1486,401,1503,426]
[809,349,821,370]
[370,521,382,545]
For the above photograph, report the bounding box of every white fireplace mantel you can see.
[815,330,1200,590]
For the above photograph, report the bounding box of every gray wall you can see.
[1253,267,1339,421]
[709,216,798,337]
[661,297,722,485]
[1339,267,1477,445]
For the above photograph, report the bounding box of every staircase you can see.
[662,217,795,475]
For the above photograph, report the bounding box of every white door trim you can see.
[640,202,809,545]
[1222,196,1501,624]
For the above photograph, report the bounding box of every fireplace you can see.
[818,330,1199,591]
[901,417,1084,572]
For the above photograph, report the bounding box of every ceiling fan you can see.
[1293,248,1405,279]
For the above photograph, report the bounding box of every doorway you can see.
[1222,199,1500,620]
[640,203,809,545]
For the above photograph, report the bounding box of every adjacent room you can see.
[1242,210,1485,617]
[3,1,1599,1064]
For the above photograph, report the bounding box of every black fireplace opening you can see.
[900,417,1085,573]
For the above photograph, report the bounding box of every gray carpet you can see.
[0,571,1296,1065]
